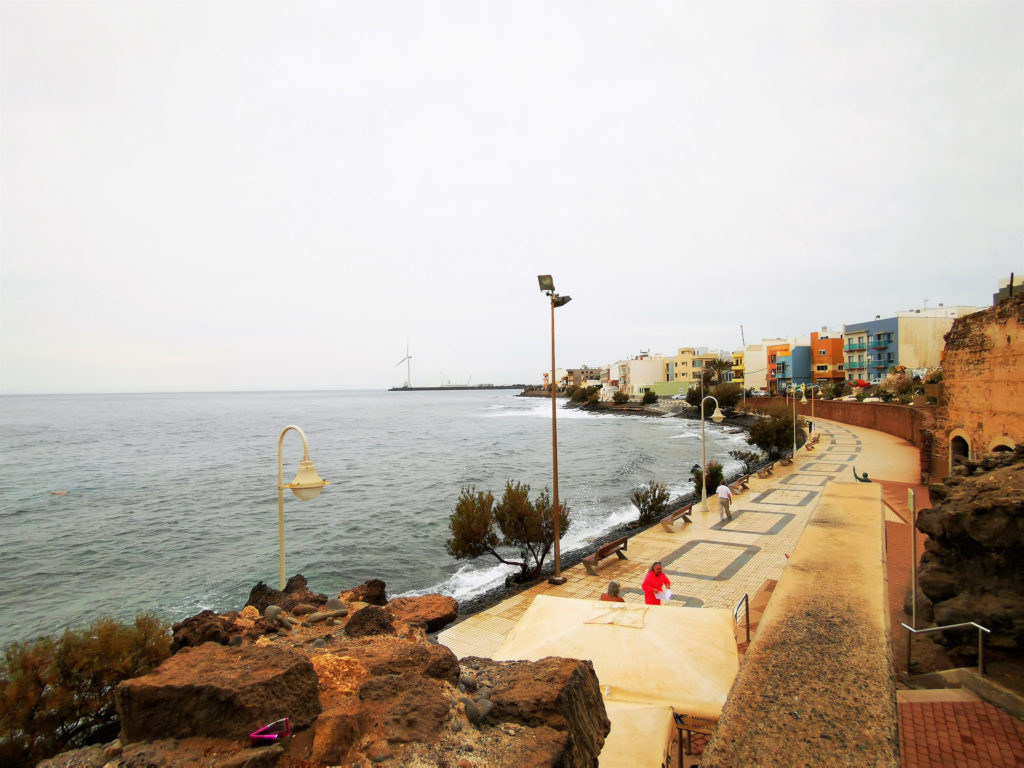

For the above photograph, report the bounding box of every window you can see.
[816,365,828,371]
[819,349,827,355]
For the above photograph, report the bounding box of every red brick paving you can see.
[898,700,1024,767]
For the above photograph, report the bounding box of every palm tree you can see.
[707,357,733,384]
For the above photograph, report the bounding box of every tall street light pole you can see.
[699,395,725,512]
[538,275,571,585]
[277,425,330,590]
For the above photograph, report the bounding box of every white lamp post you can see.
[699,395,725,511]
[538,275,571,585]
[277,425,330,590]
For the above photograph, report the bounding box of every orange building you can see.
[810,331,845,385]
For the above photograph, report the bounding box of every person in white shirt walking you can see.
[716,483,734,521]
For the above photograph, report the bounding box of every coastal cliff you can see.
[41,576,609,768]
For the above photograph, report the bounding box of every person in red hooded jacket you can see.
[641,561,671,605]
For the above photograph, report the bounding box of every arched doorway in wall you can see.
[950,435,970,474]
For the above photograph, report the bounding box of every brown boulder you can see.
[386,594,459,633]
[116,644,321,743]
[460,656,610,767]
[344,635,460,684]
[917,454,1024,650]
[344,605,397,638]
[246,574,327,613]
[338,578,388,606]
[170,610,242,652]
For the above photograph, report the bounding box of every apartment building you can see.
[843,306,978,384]
[810,330,845,385]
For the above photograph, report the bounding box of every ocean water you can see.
[0,390,751,647]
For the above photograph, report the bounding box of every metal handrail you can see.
[901,621,991,675]
[734,593,750,643]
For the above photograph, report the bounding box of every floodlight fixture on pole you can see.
[538,275,571,585]
[277,425,330,590]
[699,395,725,512]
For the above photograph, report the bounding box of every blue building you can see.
[842,318,898,384]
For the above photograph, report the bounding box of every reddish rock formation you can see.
[246,574,327,613]
[51,579,606,768]
[115,644,321,743]
[386,594,459,633]
[337,578,388,606]
[918,449,1024,653]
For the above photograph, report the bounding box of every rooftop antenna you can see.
[394,341,412,388]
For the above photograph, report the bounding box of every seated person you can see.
[600,580,625,602]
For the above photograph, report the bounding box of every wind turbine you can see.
[395,342,412,388]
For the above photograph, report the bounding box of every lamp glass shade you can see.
[553,294,572,308]
[287,459,330,501]
[537,275,555,292]
[800,392,808,404]
[711,408,725,423]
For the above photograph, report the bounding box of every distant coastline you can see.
[387,384,531,392]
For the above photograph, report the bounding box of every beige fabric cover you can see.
[600,701,674,767]
[494,595,739,719]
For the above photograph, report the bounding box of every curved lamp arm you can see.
[277,425,330,589]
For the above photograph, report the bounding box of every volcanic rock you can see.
[460,655,610,766]
[170,610,241,652]
[338,578,388,606]
[246,574,327,613]
[344,605,397,637]
[917,451,1024,651]
[386,594,459,633]
[115,643,321,742]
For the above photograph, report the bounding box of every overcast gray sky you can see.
[2,1,1021,394]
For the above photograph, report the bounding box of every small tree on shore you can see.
[691,460,725,495]
[748,415,803,458]
[729,449,765,474]
[612,391,630,404]
[641,390,658,404]
[631,480,670,525]
[446,482,570,582]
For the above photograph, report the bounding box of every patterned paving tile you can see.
[713,509,795,535]
[801,461,850,473]
[661,540,761,581]
[779,474,831,487]
[749,488,818,507]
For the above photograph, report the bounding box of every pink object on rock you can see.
[250,717,290,746]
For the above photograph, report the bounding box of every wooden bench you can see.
[805,441,816,451]
[780,453,794,466]
[730,475,750,494]
[583,536,628,575]
[659,504,694,533]
[756,463,775,479]
[810,433,820,444]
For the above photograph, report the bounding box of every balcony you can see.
[870,340,889,349]
[844,343,867,352]
[845,361,867,370]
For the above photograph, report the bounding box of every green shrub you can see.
[446,482,570,582]
[1,614,171,768]
[728,449,765,474]
[691,459,725,495]
[631,480,670,525]
[748,415,801,458]
[710,383,742,409]
[641,390,658,404]
[612,391,630,404]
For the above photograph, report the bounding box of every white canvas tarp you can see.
[493,596,739,767]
